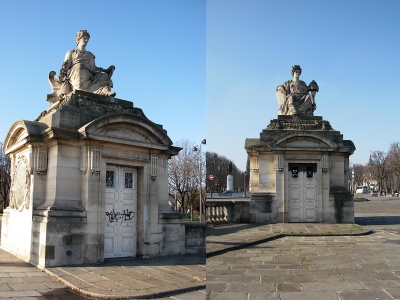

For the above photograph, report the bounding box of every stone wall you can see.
[184,222,206,255]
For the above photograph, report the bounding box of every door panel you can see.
[288,164,317,222]
[104,165,137,258]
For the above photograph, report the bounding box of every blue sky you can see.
[2,0,400,173]
[207,0,400,171]
[0,0,205,150]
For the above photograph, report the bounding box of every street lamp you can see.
[243,171,247,197]
[211,154,217,197]
[193,139,206,222]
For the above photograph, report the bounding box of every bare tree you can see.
[168,139,201,217]
[352,164,365,186]
[0,143,11,209]
[386,142,400,193]
[368,150,388,193]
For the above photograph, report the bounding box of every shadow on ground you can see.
[355,216,400,225]
[41,288,92,299]
[206,224,259,236]
[99,254,205,267]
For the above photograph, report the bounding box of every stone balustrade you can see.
[206,197,250,224]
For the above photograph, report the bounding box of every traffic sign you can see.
[209,175,214,181]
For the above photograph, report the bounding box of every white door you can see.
[104,165,137,258]
[288,164,317,222]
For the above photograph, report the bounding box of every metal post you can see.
[193,139,206,222]
[244,171,247,197]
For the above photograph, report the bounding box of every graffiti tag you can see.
[105,209,135,223]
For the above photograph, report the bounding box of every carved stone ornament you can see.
[9,156,31,211]
[35,91,147,122]
[76,96,135,114]
[267,119,333,131]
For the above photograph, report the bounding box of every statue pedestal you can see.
[2,91,187,267]
[245,115,355,224]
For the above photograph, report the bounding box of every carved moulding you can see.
[30,146,48,174]
[322,155,330,172]
[80,145,102,175]
[150,154,158,181]
[250,155,259,173]
[9,155,31,211]
[267,119,333,131]
[274,154,284,171]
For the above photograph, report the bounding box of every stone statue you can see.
[276,65,319,115]
[48,30,115,101]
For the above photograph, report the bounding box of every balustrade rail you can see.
[206,197,250,224]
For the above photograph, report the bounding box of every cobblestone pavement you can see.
[0,247,205,299]
[207,223,369,257]
[0,247,91,300]
[47,255,205,299]
[207,196,400,300]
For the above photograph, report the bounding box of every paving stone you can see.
[0,291,42,297]
[0,284,12,291]
[117,279,154,289]
[279,291,339,300]
[206,282,227,292]
[384,288,400,299]
[282,275,315,283]
[338,289,392,300]
[359,279,400,288]
[312,274,345,282]
[276,283,302,292]
[301,281,365,291]
[291,269,335,276]
[226,282,275,292]
[8,282,50,291]
[340,272,378,281]
[2,277,23,284]
[168,289,207,300]
[248,292,280,300]
[208,291,248,300]
[259,275,283,282]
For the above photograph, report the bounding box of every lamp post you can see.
[193,139,206,222]
[243,171,247,197]
[211,154,217,197]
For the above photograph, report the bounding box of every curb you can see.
[206,229,373,258]
[45,268,205,299]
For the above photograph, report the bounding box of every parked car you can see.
[356,186,369,194]
[355,186,364,194]
[370,190,378,197]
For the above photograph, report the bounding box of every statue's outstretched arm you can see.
[276,85,287,115]
[57,50,73,83]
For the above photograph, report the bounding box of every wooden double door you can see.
[287,163,317,222]
[104,165,137,258]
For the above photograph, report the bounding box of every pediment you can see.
[79,114,173,147]
[272,132,337,151]
[92,123,159,144]
[3,120,48,153]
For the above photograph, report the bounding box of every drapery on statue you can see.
[47,30,116,101]
[276,65,319,115]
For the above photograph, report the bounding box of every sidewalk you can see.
[0,247,205,299]
[46,254,206,299]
